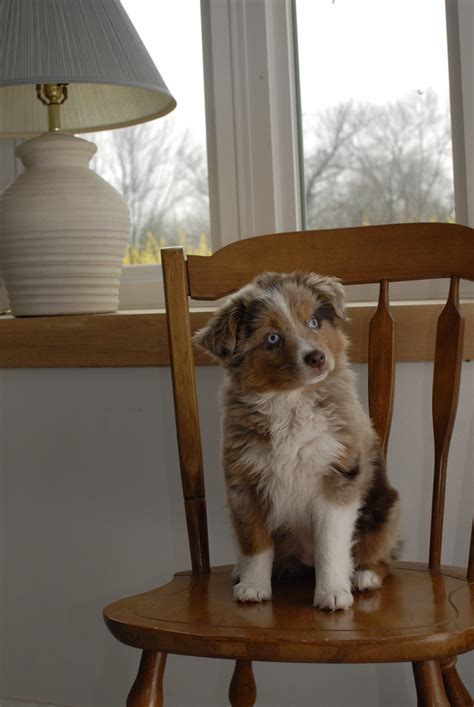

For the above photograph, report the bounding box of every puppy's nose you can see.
[304,349,326,369]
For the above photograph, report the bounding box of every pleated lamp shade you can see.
[0,0,176,136]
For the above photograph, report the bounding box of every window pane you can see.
[295,0,454,229]
[85,0,210,264]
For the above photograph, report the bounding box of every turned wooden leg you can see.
[440,657,473,706]
[127,651,167,707]
[412,660,450,707]
[228,660,257,707]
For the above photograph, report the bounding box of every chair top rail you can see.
[186,223,474,300]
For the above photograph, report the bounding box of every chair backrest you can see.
[162,223,474,579]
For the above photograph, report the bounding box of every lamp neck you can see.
[35,83,69,132]
[16,133,97,170]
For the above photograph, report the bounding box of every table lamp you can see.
[0,0,176,316]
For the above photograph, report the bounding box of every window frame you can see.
[1,0,473,310]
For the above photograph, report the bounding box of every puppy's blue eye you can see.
[308,317,319,329]
[267,333,281,346]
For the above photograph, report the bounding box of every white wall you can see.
[0,363,472,707]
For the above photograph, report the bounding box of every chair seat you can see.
[104,561,474,664]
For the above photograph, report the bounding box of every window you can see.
[204,0,473,303]
[296,0,454,230]
[292,0,473,301]
[1,0,473,309]
[87,0,210,308]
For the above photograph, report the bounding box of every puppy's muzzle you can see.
[304,349,326,370]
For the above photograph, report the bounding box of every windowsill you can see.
[0,301,472,368]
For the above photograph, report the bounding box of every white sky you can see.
[121,0,206,142]
[121,0,451,140]
[296,0,451,114]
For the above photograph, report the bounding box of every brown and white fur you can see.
[194,272,401,611]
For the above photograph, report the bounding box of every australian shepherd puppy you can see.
[194,272,401,611]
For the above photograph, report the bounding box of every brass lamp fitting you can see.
[35,83,69,131]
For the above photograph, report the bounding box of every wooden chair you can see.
[104,223,474,706]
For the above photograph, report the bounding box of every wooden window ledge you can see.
[0,302,472,368]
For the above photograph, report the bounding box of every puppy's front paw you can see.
[313,585,353,611]
[352,569,382,592]
[233,582,272,603]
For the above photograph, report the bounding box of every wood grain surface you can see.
[187,223,474,298]
[162,248,210,575]
[368,280,395,456]
[0,302,472,367]
[412,660,450,706]
[430,279,465,570]
[104,563,474,664]
[127,651,167,707]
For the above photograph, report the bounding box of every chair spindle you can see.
[127,652,167,707]
[229,660,257,707]
[162,247,210,574]
[429,277,465,570]
[368,280,395,457]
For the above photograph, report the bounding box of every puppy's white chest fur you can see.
[247,389,344,531]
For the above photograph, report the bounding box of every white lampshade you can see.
[0,0,176,136]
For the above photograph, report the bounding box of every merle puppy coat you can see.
[194,272,401,611]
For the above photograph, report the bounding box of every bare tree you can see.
[304,90,454,229]
[86,90,452,250]
[303,101,366,209]
[87,116,209,249]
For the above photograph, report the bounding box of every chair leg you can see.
[127,651,167,707]
[440,657,473,706]
[228,659,257,707]
[412,660,450,707]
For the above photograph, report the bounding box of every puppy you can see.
[194,272,401,611]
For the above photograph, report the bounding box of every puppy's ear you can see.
[193,298,243,363]
[305,274,347,321]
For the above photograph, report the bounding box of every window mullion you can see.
[201,0,241,249]
[265,0,303,232]
[202,0,301,248]
[228,0,276,239]
[452,0,474,227]
[446,0,468,226]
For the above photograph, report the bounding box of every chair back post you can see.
[162,247,210,575]
[429,277,465,570]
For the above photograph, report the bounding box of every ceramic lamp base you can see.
[0,132,131,316]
